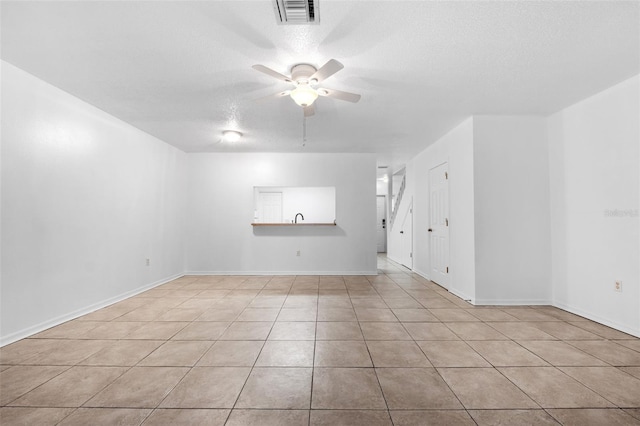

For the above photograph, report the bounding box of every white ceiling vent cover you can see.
[273,0,319,25]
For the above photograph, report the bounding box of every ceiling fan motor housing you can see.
[291,64,317,85]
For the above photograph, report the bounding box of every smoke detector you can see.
[273,0,319,25]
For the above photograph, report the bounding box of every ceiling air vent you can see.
[273,0,319,25]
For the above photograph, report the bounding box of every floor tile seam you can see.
[424,361,473,414]
[482,339,552,368]
[560,340,623,367]
[553,365,640,408]
[366,273,414,337]
[131,337,211,368]
[624,407,640,421]
[308,286,321,426]
[201,340,258,410]
[390,318,435,369]
[482,320,544,341]
[496,364,624,409]
[53,406,83,426]
[0,364,74,407]
[1,340,89,363]
[610,366,640,380]
[440,322,472,341]
[12,363,134,410]
[82,364,176,410]
[469,364,545,411]
[227,279,295,413]
[353,320,378,373]
[512,338,600,367]
[566,321,619,340]
[454,339,493,368]
[172,322,234,342]
[367,349,392,414]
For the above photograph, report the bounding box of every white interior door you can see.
[429,163,449,287]
[258,192,283,223]
[401,200,413,269]
[376,196,387,253]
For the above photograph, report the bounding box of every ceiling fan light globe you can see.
[223,130,242,142]
[290,85,318,107]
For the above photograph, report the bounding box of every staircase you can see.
[390,173,406,227]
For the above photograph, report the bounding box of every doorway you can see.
[429,163,449,287]
[376,196,387,253]
[400,199,413,269]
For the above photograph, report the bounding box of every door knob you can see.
[400,231,404,234]
[428,228,432,232]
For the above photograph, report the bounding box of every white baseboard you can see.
[449,288,475,304]
[473,299,552,306]
[553,301,640,338]
[0,273,184,347]
[185,270,379,276]
[386,254,402,265]
[412,269,431,281]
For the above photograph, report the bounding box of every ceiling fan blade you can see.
[318,87,361,103]
[310,59,344,83]
[252,64,292,82]
[303,104,315,117]
[254,90,290,102]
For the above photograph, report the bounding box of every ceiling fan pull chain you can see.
[302,115,307,147]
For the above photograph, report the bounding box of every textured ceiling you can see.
[2,1,638,169]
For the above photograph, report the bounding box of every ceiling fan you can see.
[252,59,361,117]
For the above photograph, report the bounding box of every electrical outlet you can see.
[146,258,151,266]
[614,280,622,292]
[296,250,301,257]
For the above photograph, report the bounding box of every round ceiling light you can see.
[290,84,318,107]
[223,130,242,142]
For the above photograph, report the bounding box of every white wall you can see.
[388,119,477,301]
[473,116,551,304]
[408,118,476,302]
[376,179,388,196]
[549,75,639,336]
[393,116,549,305]
[185,153,377,275]
[1,62,186,345]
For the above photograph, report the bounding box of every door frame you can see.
[376,195,387,253]
[401,198,413,269]
[429,162,450,289]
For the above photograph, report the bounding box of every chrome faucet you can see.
[295,213,304,223]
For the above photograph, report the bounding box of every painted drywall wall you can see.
[409,118,476,302]
[1,61,186,345]
[473,116,551,304]
[548,75,639,336]
[376,179,388,196]
[185,153,377,274]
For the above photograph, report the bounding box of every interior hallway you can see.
[1,255,640,425]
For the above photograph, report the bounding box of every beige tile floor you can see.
[2,255,640,425]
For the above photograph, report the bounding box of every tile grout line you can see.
[224,275,282,423]
[308,276,322,425]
